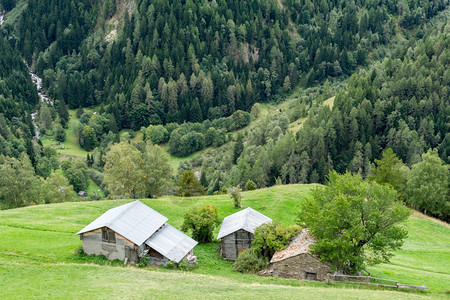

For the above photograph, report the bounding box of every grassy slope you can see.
[2,0,27,27]
[41,110,88,158]
[369,214,450,291]
[0,185,448,298]
[41,110,104,196]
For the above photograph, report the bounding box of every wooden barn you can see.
[262,229,331,281]
[77,201,197,265]
[217,207,271,260]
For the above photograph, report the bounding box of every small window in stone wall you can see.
[102,228,116,243]
[305,271,317,281]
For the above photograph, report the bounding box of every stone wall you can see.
[80,228,139,263]
[220,229,253,260]
[266,253,331,281]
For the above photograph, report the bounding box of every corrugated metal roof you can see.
[217,207,272,239]
[145,224,198,263]
[270,229,315,263]
[77,200,168,246]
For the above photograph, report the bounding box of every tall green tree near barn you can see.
[103,142,173,198]
[41,171,75,204]
[0,155,39,209]
[298,171,411,273]
[368,148,408,193]
[103,142,147,199]
[143,144,172,198]
[405,149,449,220]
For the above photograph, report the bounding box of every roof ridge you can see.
[241,207,251,229]
[105,200,140,228]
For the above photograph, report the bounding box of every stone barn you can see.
[217,207,271,260]
[263,229,331,281]
[77,200,197,265]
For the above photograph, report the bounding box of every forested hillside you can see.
[194,25,450,201]
[0,36,38,160]
[3,0,448,128]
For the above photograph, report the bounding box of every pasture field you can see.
[0,184,448,298]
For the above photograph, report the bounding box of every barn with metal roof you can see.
[217,207,271,261]
[77,201,197,265]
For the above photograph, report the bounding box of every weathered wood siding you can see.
[220,229,253,261]
[80,228,139,263]
[267,253,331,281]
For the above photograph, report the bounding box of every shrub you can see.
[163,261,196,271]
[150,125,169,144]
[138,255,149,268]
[250,103,261,119]
[245,180,257,191]
[228,187,242,208]
[252,222,301,258]
[54,122,66,142]
[177,170,204,197]
[60,160,72,171]
[88,191,102,201]
[181,204,219,243]
[233,249,268,274]
[87,168,104,187]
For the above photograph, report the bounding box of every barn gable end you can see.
[220,229,254,260]
[80,228,139,263]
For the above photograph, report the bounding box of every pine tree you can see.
[190,98,203,123]
[58,100,69,128]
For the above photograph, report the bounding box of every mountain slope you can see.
[4,0,448,126]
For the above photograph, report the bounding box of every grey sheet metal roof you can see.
[77,200,168,246]
[145,224,198,263]
[217,207,272,239]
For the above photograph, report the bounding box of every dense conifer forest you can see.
[3,0,447,125]
[0,36,38,160]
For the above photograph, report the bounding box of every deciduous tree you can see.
[298,171,411,273]
[405,149,449,220]
[143,144,172,197]
[103,142,146,198]
[181,204,219,243]
[0,155,39,209]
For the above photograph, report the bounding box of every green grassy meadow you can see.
[0,185,448,298]
[41,110,88,159]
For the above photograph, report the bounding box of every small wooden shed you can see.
[263,229,331,281]
[77,201,197,265]
[217,207,271,261]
